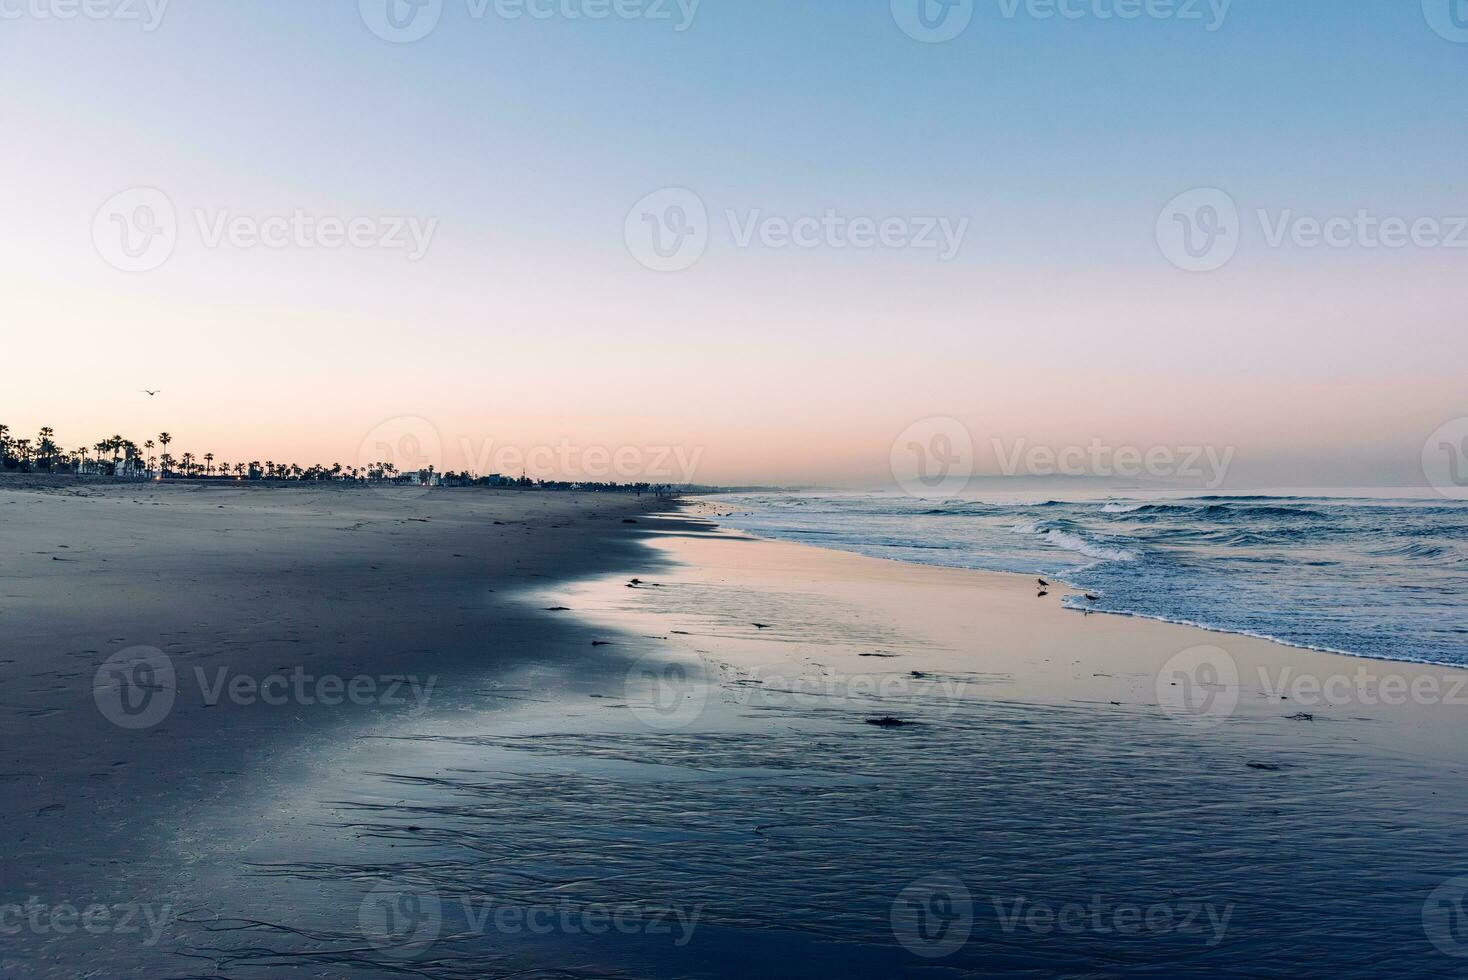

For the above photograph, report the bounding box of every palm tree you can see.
[180,452,194,477]
[157,432,172,476]
[144,439,156,474]
[37,427,58,471]
[204,453,214,477]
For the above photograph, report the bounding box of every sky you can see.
[2,0,1466,488]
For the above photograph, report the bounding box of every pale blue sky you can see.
[2,1,1465,485]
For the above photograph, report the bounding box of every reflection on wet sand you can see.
[166,516,1468,978]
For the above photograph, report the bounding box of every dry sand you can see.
[2,484,1466,977]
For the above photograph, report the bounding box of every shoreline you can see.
[695,496,1468,672]
[5,486,1467,975]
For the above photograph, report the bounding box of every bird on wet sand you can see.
[1038,578,1050,588]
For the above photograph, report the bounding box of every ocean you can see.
[708,489,1468,667]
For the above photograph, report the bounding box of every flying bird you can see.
[142,390,161,396]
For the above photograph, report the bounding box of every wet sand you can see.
[4,489,1467,977]
[0,480,665,977]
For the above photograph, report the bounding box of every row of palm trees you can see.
[0,424,415,483]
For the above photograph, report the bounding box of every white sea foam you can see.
[1009,521,1138,563]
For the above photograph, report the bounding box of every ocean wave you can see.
[1010,520,1138,563]
[713,491,1468,666]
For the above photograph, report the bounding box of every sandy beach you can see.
[3,483,1466,977]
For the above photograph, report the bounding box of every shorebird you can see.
[1084,593,1100,603]
[1038,578,1050,587]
